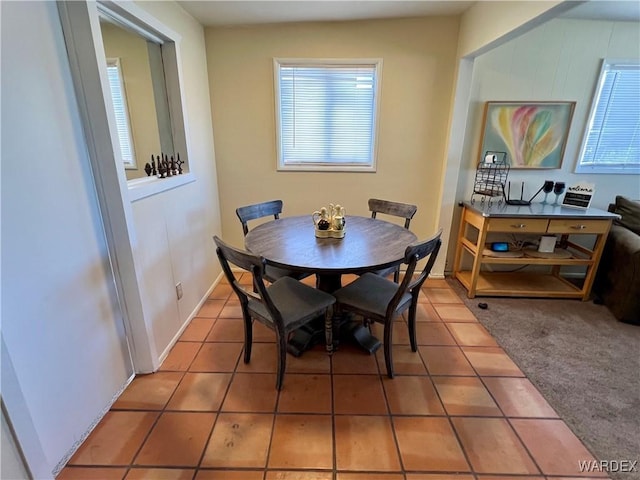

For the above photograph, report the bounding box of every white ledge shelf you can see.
[128,172,195,202]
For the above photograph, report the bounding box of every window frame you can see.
[575,58,640,175]
[105,57,137,170]
[273,58,383,172]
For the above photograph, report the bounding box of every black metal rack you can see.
[471,151,509,205]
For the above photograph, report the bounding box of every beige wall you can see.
[457,0,564,58]
[100,22,161,180]
[206,17,460,249]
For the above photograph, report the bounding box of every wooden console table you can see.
[453,202,619,300]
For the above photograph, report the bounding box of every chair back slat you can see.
[383,230,441,317]
[213,236,269,303]
[405,229,443,292]
[368,198,417,229]
[236,200,284,236]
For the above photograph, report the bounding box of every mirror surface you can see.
[99,14,180,180]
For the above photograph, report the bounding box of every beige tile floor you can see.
[57,276,607,480]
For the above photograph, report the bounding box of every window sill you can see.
[277,164,376,173]
[128,172,195,202]
[575,166,640,175]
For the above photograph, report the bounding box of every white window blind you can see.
[106,58,136,168]
[577,60,640,174]
[274,59,381,171]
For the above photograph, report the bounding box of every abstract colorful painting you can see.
[478,102,575,169]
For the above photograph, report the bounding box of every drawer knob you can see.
[511,224,526,229]
[571,224,587,230]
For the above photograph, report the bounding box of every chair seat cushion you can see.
[334,273,411,318]
[369,265,398,279]
[249,277,335,330]
[265,264,310,282]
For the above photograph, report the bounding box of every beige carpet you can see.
[447,278,640,480]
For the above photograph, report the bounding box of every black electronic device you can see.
[502,181,531,206]
[491,242,509,252]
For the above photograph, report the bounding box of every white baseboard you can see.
[53,374,134,477]
[157,272,225,366]
[56,274,226,477]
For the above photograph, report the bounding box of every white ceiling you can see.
[561,0,640,22]
[178,0,640,27]
[178,1,475,27]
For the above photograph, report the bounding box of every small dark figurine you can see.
[176,153,183,174]
[161,154,171,177]
[152,155,159,176]
[158,159,167,178]
[144,162,152,176]
[170,155,177,175]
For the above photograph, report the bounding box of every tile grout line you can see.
[426,286,494,477]
[446,285,546,478]
[61,279,597,478]
[117,330,212,475]
[380,356,409,475]
[425,353,476,476]
[263,332,283,476]
[164,297,217,479]
[330,348,337,480]
[186,290,234,478]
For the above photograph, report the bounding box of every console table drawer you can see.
[454,203,618,301]
[547,219,610,234]
[487,218,549,233]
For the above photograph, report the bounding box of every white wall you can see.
[1,1,133,476]
[460,18,640,207]
[2,406,30,480]
[444,17,640,268]
[427,0,569,274]
[1,0,223,476]
[130,0,222,360]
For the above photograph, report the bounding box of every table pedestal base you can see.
[317,274,342,293]
[287,315,381,357]
[287,272,382,356]
[341,320,382,354]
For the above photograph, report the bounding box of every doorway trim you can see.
[57,0,159,372]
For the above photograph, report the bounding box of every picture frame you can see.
[478,101,576,169]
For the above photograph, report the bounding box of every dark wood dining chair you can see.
[236,199,284,236]
[333,230,442,378]
[214,236,335,390]
[368,198,418,282]
[369,198,417,229]
[236,200,311,283]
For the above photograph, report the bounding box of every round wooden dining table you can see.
[245,215,418,355]
[244,215,418,292]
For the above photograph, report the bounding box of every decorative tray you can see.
[315,227,345,239]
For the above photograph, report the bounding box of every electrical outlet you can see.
[175,282,183,300]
